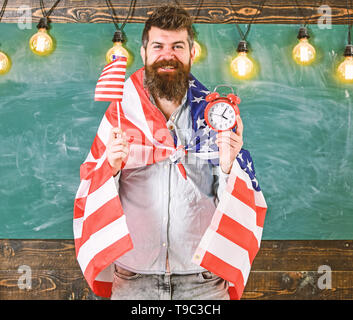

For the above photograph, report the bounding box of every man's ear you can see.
[140,46,146,65]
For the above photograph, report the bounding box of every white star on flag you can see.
[237,152,244,163]
[196,116,206,129]
[189,80,197,88]
[192,96,204,104]
[251,177,259,188]
[246,160,253,172]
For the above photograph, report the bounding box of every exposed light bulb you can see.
[29,18,54,56]
[292,27,316,65]
[106,41,130,64]
[106,31,131,67]
[230,40,255,79]
[0,51,11,75]
[337,44,353,83]
[193,40,202,63]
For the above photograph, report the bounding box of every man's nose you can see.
[161,47,175,59]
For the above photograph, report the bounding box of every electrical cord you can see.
[39,0,61,18]
[105,0,136,33]
[294,0,323,28]
[228,0,266,41]
[347,0,352,44]
[0,0,8,22]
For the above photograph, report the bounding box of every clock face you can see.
[206,101,237,132]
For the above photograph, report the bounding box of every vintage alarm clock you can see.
[204,85,241,132]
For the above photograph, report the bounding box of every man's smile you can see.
[158,65,177,72]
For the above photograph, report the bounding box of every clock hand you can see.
[221,107,229,120]
[212,113,228,120]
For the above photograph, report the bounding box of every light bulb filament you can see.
[36,36,46,52]
[230,51,254,79]
[29,28,54,56]
[337,55,353,82]
[300,45,309,62]
[237,58,247,76]
[345,64,353,80]
[292,38,316,65]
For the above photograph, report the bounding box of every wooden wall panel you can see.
[0,0,352,24]
[0,239,352,300]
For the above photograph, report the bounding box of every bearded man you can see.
[103,5,246,300]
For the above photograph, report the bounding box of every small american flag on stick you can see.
[95,56,127,126]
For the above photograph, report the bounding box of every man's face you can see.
[141,26,196,103]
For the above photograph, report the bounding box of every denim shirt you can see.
[114,96,229,274]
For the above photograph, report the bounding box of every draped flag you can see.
[74,62,267,299]
[192,149,267,299]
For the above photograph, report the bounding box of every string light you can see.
[106,30,131,65]
[193,40,202,62]
[293,1,317,66]
[337,44,353,82]
[337,1,353,83]
[0,51,11,75]
[230,40,255,79]
[292,27,316,65]
[105,0,135,66]
[0,0,10,75]
[29,18,54,56]
[29,1,61,56]
[228,0,265,80]
[191,0,204,63]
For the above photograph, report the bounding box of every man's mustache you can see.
[151,59,183,70]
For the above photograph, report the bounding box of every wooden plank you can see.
[0,239,352,300]
[0,239,98,300]
[243,270,353,300]
[251,240,353,271]
[0,0,352,24]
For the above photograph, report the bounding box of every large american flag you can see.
[73,63,267,299]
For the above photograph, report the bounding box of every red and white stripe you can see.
[94,56,127,102]
[74,68,182,298]
[192,160,267,300]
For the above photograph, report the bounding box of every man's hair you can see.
[142,5,194,50]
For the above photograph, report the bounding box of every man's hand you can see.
[106,128,129,176]
[216,115,244,174]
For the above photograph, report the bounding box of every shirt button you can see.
[168,124,174,130]
[162,243,166,247]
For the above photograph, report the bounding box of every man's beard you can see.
[144,58,191,104]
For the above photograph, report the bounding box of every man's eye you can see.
[174,45,184,49]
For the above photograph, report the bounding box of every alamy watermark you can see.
[317,5,332,29]
[317,264,332,290]
[17,265,32,290]
[17,5,32,30]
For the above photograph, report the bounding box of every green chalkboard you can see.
[0,23,352,239]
